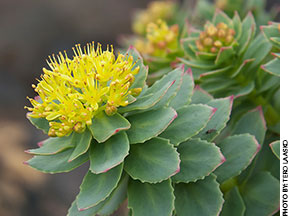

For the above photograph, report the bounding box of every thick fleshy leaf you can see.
[173,138,224,183]
[214,134,260,183]
[261,58,280,77]
[199,65,233,78]
[118,81,174,113]
[147,67,171,85]
[215,47,235,65]
[26,135,74,155]
[68,174,128,216]
[178,57,215,70]
[232,107,267,145]
[26,149,88,173]
[128,179,174,216]
[261,24,280,42]
[27,115,49,133]
[237,12,256,55]
[230,59,255,78]
[233,11,242,40]
[200,76,237,95]
[68,200,103,216]
[124,137,180,183]
[88,111,130,143]
[68,129,92,162]
[97,174,129,216]
[242,33,272,76]
[223,81,255,98]
[126,107,177,144]
[89,132,129,174]
[241,172,280,216]
[160,104,215,145]
[195,96,233,141]
[144,67,184,110]
[76,163,123,210]
[220,187,245,216]
[270,140,280,159]
[174,175,224,216]
[212,9,232,26]
[169,69,194,110]
[191,85,214,104]
[127,46,148,89]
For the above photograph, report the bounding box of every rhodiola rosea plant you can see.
[23,41,277,216]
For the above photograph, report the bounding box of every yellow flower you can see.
[196,22,236,53]
[132,1,176,35]
[135,19,179,58]
[25,42,141,137]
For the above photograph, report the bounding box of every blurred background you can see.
[0,0,279,215]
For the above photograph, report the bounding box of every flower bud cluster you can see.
[132,1,176,35]
[135,19,179,58]
[196,22,235,53]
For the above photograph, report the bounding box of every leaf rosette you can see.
[25,42,279,216]
[180,10,274,98]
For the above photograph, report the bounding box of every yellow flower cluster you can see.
[135,19,179,58]
[132,1,176,35]
[26,43,141,137]
[196,22,236,53]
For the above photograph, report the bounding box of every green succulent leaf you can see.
[212,9,232,26]
[127,46,148,89]
[214,134,260,183]
[232,11,242,40]
[128,179,174,216]
[68,174,128,216]
[118,81,174,113]
[224,81,255,98]
[126,107,177,144]
[261,57,280,77]
[191,85,214,104]
[242,33,272,76]
[89,132,129,174]
[88,111,130,143]
[68,200,103,216]
[174,174,224,216]
[169,69,194,110]
[178,57,215,70]
[181,38,197,59]
[241,172,280,216]
[232,107,267,145]
[215,47,235,65]
[76,163,123,210]
[269,140,280,159]
[200,76,237,96]
[195,96,233,141]
[26,135,74,155]
[97,174,129,216]
[261,24,280,41]
[237,12,256,55]
[68,129,92,162]
[230,59,255,78]
[144,66,184,110]
[27,115,50,133]
[160,104,215,145]
[220,187,245,216]
[124,137,180,183]
[199,65,233,78]
[172,138,224,183]
[26,149,88,173]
